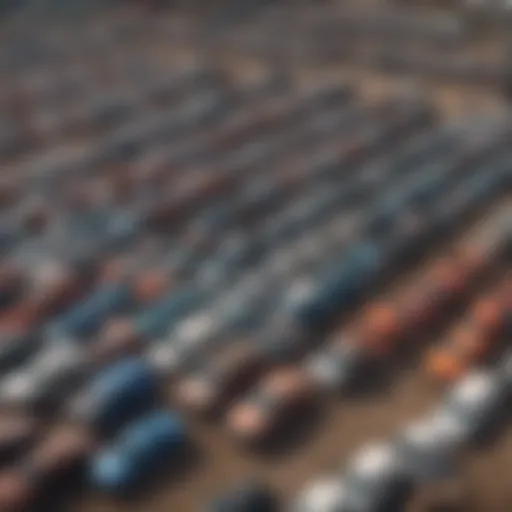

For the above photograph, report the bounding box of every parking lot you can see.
[0,3,510,512]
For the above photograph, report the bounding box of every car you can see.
[303,83,353,113]
[306,102,362,149]
[95,124,146,166]
[134,285,204,342]
[460,161,509,207]
[355,302,405,355]
[397,278,452,333]
[14,194,52,237]
[289,474,349,512]
[90,316,143,364]
[0,414,37,464]
[424,256,472,299]
[0,330,42,374]
[0,467,35,511]
[470,292,508,339]
[340,442,413,512]
[52,280,134,339]
[226,367,314,443]
[174,342,265,415]
[305,342,369,394]
[22,423,96,490]
[101,209,146,254]
[205,479,279,512]
[26,258,87,318]
[67,358,160,435]
[426,334,479,384]
[363,195,406,239]
[402,415,472,511]
[0,342,90,412]
[394,412,467,485]
[425,288,509,382]
[90,410,186,493]
[455,231,510,283]
[258,302,312,362]
[146,337,201,382]
[438,369,509,442]
[296,243,382,330]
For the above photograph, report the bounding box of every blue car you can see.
[67,358,160,434]
[90,410,187,493]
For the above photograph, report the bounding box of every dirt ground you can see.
[48,6,511,511]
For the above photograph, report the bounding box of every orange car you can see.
[360,256,475,356]
[426,329,483,383]
[226,367,314,443]
[426,285,510,383]
[356,303,406,356]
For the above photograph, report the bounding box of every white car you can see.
[439,369,509,442]
[340,442,412,512]
[290,475,349,512]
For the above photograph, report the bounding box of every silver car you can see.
[305,343,366,394]
[0,342,90,411]
[394,411,468,484]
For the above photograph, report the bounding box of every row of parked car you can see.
[0,6,510,509]
[0,90,509,510]
[200,341,512,511]
[290,357,512,512]
[394,0,512,17]
[425,274,511,383]
[0,0,508,172]
[200,1,511,86]
[201,269,512,510]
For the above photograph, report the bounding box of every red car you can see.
[226,366,314,443]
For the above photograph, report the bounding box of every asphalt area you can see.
[30,8,508,511]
